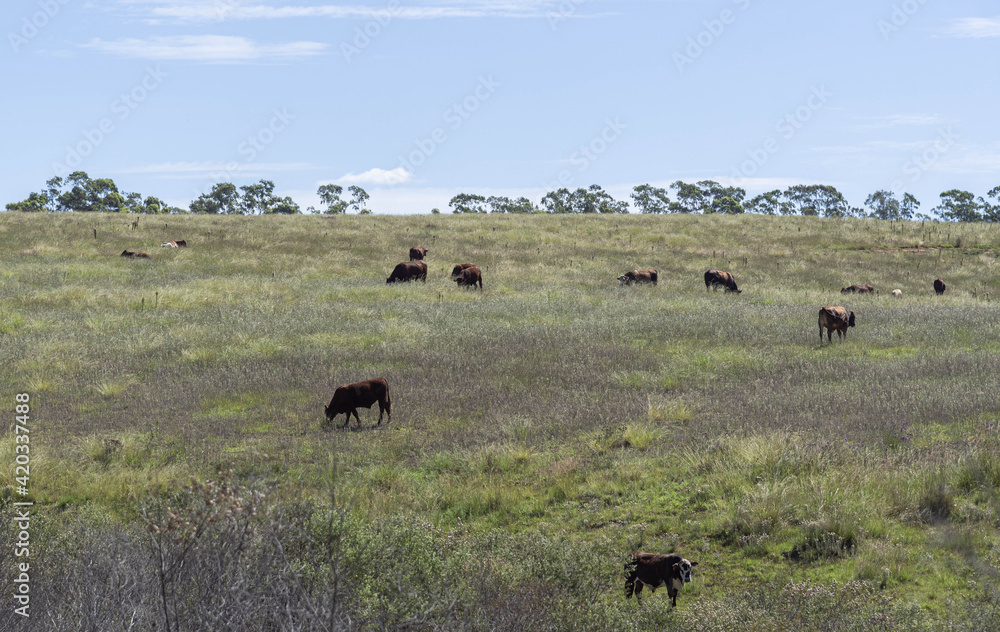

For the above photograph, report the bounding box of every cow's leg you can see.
[634,582,643,604]
[376,402,384,425]
[352,409,362,427]
[342,413,351,429]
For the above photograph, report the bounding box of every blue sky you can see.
[3,0,999,214]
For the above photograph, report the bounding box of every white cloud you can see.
[110,161,320,178]
[848,114,943,131]
[116,0,608,22]
[945,17,1000,38]
[332,167,414,186]
[84,35,327,62]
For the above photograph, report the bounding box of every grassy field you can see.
[3,212,1000,630]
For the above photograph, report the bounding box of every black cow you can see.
[625,553,698,608]
[120,250,151,259]
[324,378,392,428]
[934,278,946,295]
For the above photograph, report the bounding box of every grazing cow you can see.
[160,239,187,248]
[454,265,483,289]
[704,269,741,293]
[818,305,856,343]
[120,250,151,259]
[841,284,874,294]
[934,278,946,295]
[624,553,698,608]
[386,261,428,284]
[451,263,477,277]
[618,269,658,286]
[324,378,392,429]
[409,247,427,261]
[891,289,902,299]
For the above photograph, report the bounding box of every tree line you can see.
[4,173,371,216]
[450,181,1000,222]
[7,172,1000,222]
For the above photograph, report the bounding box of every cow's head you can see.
[848,311,856,327]
[617,275,628,286]
[673,558,697,583]
[324,403,335,421]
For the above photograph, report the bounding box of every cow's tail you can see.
[624,558,637,599]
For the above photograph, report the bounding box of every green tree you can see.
[541,188,573,214]
[781,184,850,217]
[697,181,746,214]
[745,190,791,215]
[269,196,301,214]
[570,185,628,214]
[933,189,983,222]
[5,191,48,212]
[630,184,671,214]
[347,185,370,214]
[668,181,705,213]
[714,196,745,214]
[449,193,488,214]
[190,183,239,215]
[317,184,347,214]
[864,190,919,220]
[983,186,1000,222]
[240,180,276,215]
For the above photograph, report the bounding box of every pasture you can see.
[3,212,1000,629]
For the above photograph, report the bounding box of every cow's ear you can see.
[690,561,698,567]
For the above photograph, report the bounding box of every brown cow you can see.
[618,269,658,286]
[324,378,392,429]
[818,305,856,343]
[451,263,477,277]
[120,250,151,259]
[934,278,946,295]
[841,284,874,294]
[624,553,698,607]
[386,261,427,283]
[454,265,483,289]
[409,247,427,261]
[704,269,741,293]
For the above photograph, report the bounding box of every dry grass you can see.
[3,212,1000,628]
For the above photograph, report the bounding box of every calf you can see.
[453,265,483,289]
[386,261,428,283]
[409,247,427,261]
[841,284,874,294]
[160,240,188,248]
[818,305,856,343]
[618,269,657,286]
[934,278,946,295]
[120,250,151,259]
[891,289,902,299]
[324,378,392,429]
[451,263,477,278]
[624,553,697,608]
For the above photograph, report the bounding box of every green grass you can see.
[4,212,1000,627]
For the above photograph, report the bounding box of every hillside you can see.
[2,212,1000,630]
